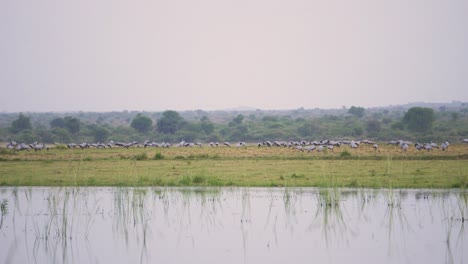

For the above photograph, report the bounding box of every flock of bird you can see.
[3,138,468,152]
[5,141,48,151]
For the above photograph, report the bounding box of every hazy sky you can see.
[1,0,467,112]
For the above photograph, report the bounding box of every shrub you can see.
[340,150,352,158]
[55,144,67,150]
[179,176,192,185]
[192,176,206,184]
[153,152,164,160]
[134,152,148,161]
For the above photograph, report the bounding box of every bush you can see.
[55,144,67,150]
[192,176,206,184]
[340,150,352,158]
[153,152,164,160]
[179,176,192,185]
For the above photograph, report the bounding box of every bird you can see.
[441,142,449,151]
[401,143,409,152]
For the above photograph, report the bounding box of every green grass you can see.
[0,145,466,188]
[0,159,466,188]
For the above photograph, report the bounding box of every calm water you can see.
[0,187,466,264]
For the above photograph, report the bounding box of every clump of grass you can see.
[134,152,148,161]
[340,150,352,158]
[225,181,236,186]
[55,144,67,150]
[174,155,185,160]
[0,149,15,155]
[346,179,359,188]
[151,178,163,186]
[153,152,164,160]
[119,154,130,160]
[192,176,206,184]
[291,173,305,179]
[83,156,92,161]
[415,169,425,175]
[179,176,192,185]
[452,175,467,189]
[138,175,150,185]
[207,177,223,186]
[165,181,177,186]
[87,177,97,186]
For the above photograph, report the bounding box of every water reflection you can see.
[0,187,466,264]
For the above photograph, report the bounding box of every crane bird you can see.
[304,145,316,152]
[33,143,47,151]
[236,142,246,147]
[401,143,409,152]
[423,144,433,151]
[441,142,449,151]
[373,144,378,151]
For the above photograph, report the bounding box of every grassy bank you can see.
[0,144,467,188]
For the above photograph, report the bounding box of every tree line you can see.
[1,106,467,144]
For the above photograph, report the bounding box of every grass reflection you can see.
[315,188,346,247]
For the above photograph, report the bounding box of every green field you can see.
[1,144,467,188]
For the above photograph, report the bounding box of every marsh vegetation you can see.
[0,144,467,188]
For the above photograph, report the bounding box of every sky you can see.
[1,0,467,112]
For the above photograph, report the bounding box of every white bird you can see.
[441,142,449,151]
[401,143,409,152]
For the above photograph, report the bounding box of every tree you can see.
[64,116,80,134]
[130,113,153,133]
[352,126,364,137]
[50,117,65,128]
[366,120,381,135]
[157,110,184,134]
[10,113,32,133]
[229,114,245,127]
[200,116,214,135]
[348,106,365,118]
[51,127,71,143]
[298,122,321,137]
[403,107,435,133]
[92,126,110,142]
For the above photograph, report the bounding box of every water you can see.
[0,187,466,264]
